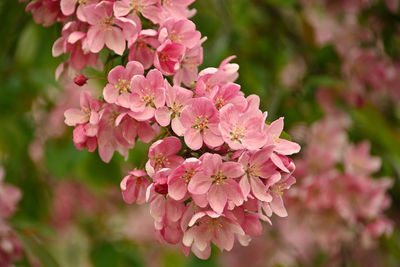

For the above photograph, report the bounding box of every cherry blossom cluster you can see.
[290,114,393,256]
[24,0,301,259]
[0,167,23,267]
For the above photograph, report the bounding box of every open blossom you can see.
[64,91,103,128]
[158,19,201,49]
[113,0,158,18]
[146,136,184,175]
[129,69,166,121]
[188,153,244,214]
[219,103,267,150]
[264,117,301,155]
[167,158,201,201]
[182,210,245,258]
[238,146,276,202]
[120,169,150,204]
[155,82,193,135]
[103,61,144,107]
[84,1,139,55]
[180,97,223,150]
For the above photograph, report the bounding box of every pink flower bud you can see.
[74,74,88,86]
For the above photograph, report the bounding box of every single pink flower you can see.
[238,146,276,202]
[188,153,244,214]
[129,69,166,121]
[155,82,193,135]
[219,103,267,150]
[154,40,186,76]
[182,210,245,254]
[180,97,223,150]
[84,1,138,55]
[158,19,201,49]
[264,117,301,155]
[120,169,150,204]
[264,173,296,217]
[161,0,195,20]
[212,83,246,110]
[113,0,158,18]
[115,111,156,146]
[146,136,184,175]
[64,91,103,127]
[103,61,144,107]
[168,158,201,201]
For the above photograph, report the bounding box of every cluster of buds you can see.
[24,0,301,259]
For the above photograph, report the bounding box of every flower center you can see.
[182,169,195,183]
[115,79,131,94]
[159,52,170,62]
[193,115,209,132]
[211,170,226,185]
[101,17,113,29]
[272,134,280,143]
[230,124,246,143]
[153,153,169,169]
[205,218,223,232]
[215,96,226,109]
[170,30,184,43]
[246,164,259,177]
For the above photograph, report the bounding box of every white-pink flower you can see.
[180,97,223,150]
[188,153,244,214]
[103,61,144,107]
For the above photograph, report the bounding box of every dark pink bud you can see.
[74,74,88,86]
[154,175,168,195]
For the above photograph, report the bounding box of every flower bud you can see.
[74,74,88,86]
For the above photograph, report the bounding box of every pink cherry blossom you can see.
[238,146,276,202]
[219,103,267,150]
[64,91,103,127]
[188,153,244,214]
[180,97,223,150]
[182,210,245,257]
[146,137,184,175]
[113,0,158,18]
[103,61,144,107]
[129,69,166,121]
[158,19,201,49]
[168,158,201,201]
[154,40,185,75]
[121,169,150,204]
[264,117,301,155]
[155,82,193,135]
[264,173,296,217]
[84,1,138,55]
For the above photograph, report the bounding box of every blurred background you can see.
[1,0,400,266]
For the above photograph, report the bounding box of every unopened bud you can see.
[74,74,88,86]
